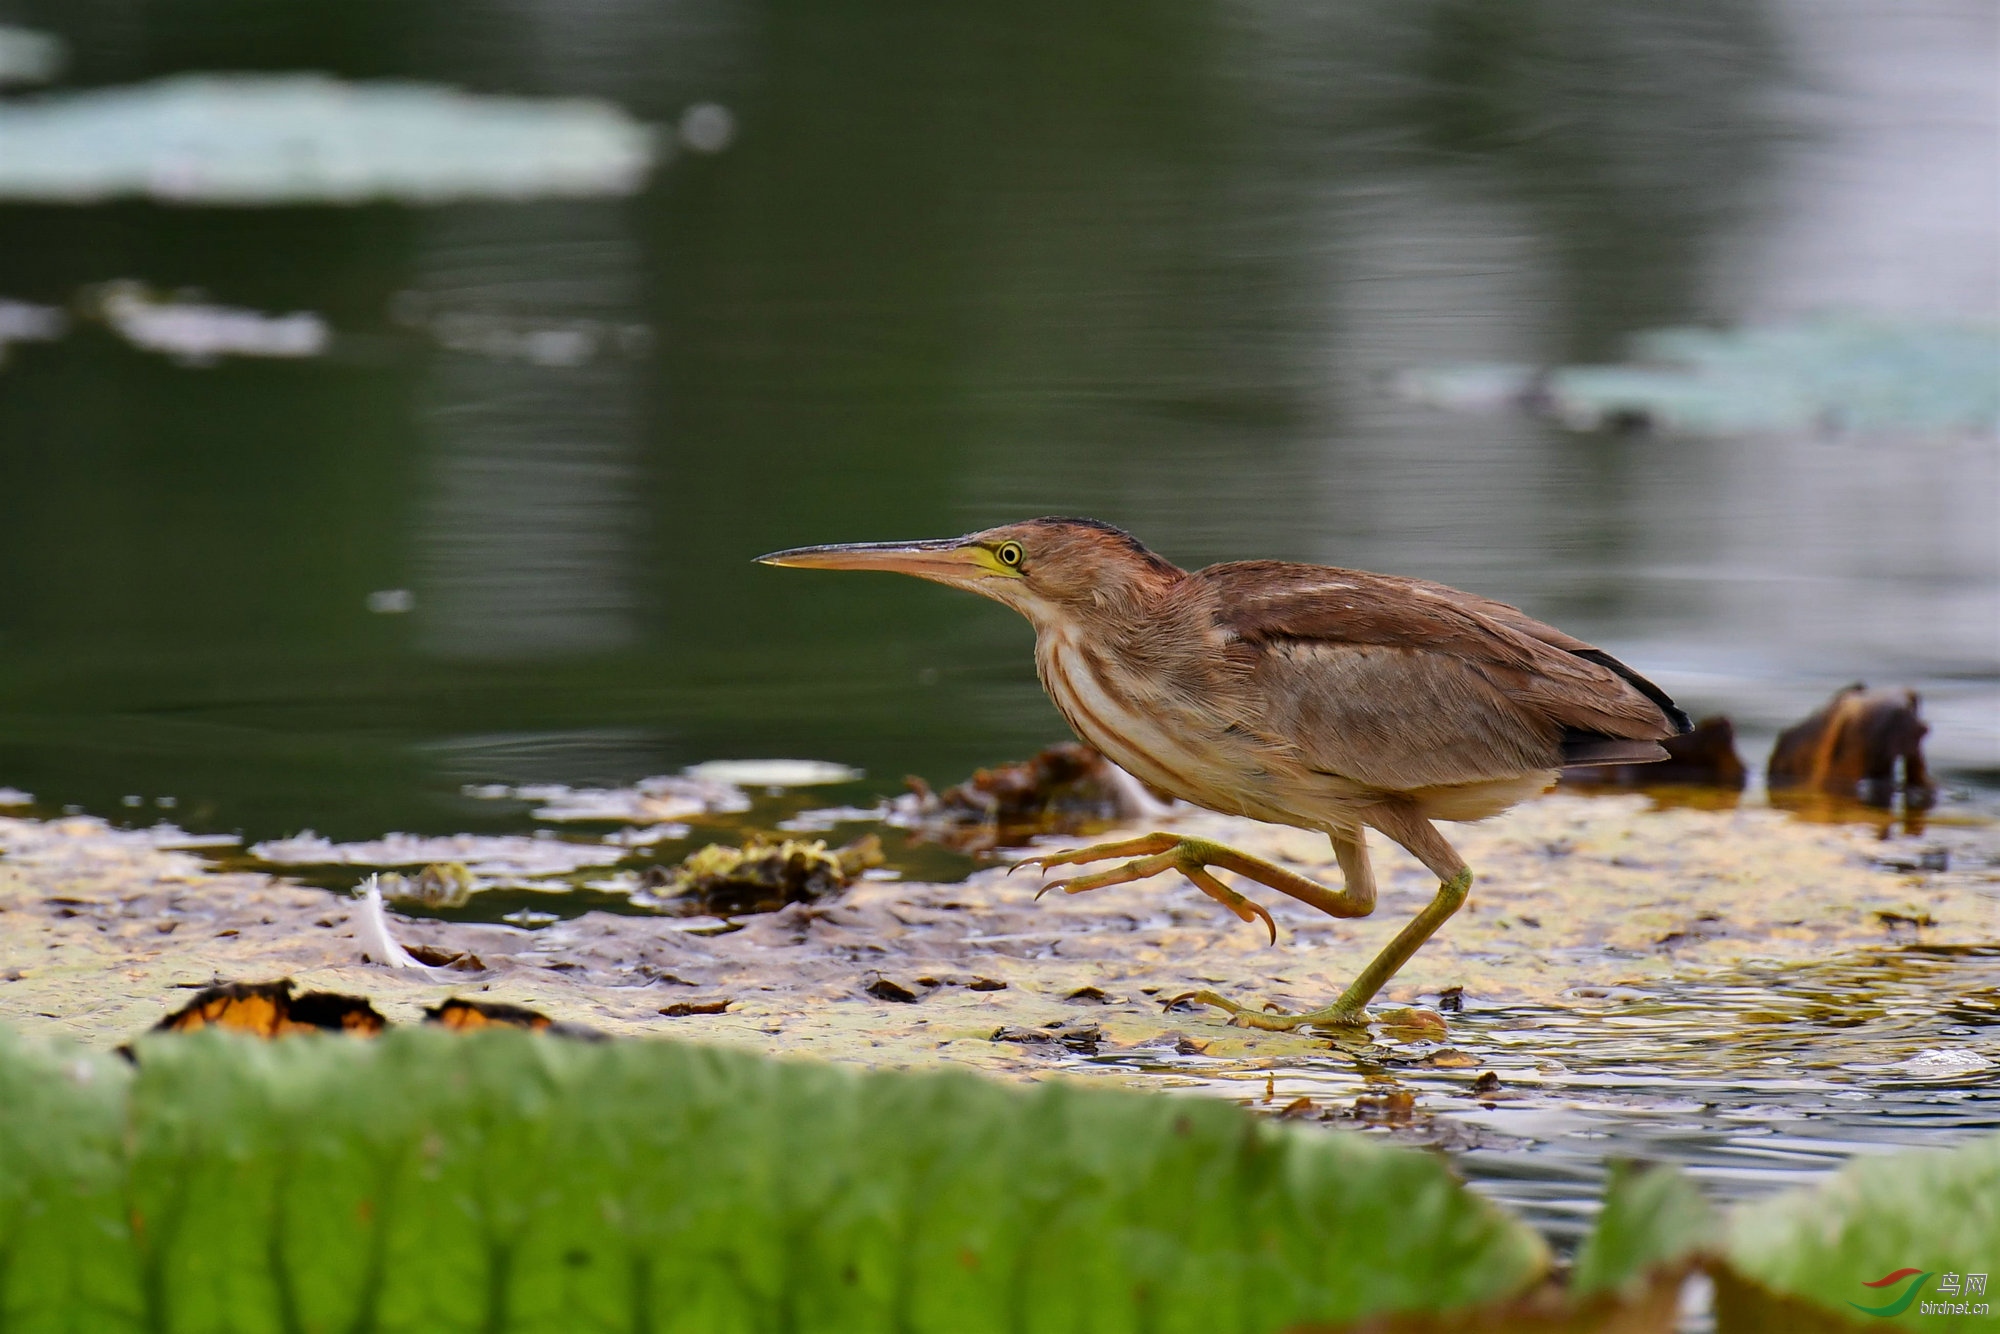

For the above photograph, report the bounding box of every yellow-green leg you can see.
[1180,867,1472,1029]
[1013,831,1376,922]
[1020,804,1473,1032]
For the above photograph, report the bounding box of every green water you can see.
[0,0,1994,846]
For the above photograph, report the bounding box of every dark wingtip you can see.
[1571,648,1693,735]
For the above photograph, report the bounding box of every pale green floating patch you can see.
[0,1025,1549,1333]
[0,74,659,204]
[684,759,864,787]
[1398,318,2000,438]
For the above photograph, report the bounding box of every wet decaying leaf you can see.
[421,995,608,1040]
[636,832,884,915]
[1767,684,1936,809]
[896,741,1160,851]
[658,998,730,1016]
[399,941,484,970]
[150,978,386,1038]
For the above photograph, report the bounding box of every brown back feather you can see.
[1202,561,1687,757]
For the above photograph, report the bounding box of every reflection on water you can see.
[0,0,1992,837]
[1092,945,2000,1249]
[414,203,648,658]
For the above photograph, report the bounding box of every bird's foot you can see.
[1012,835,1279,944]
[1164,990,1367,1032]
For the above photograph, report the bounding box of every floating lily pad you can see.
[248,830,626,879]
[0,74,658,204]
[1398,319,2000,438]
[684,759,863,787]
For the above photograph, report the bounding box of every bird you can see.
[759,517,1691,1030]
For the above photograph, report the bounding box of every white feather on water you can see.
[353,875,450,976]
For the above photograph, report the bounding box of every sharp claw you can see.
[1251,901,1277,947]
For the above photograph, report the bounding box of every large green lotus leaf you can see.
[1719,1131,2000,1331]
[0,1026,1548,1333]
[1570,1162,1717,1301]
[0,1030,132,1328]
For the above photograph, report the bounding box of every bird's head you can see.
[757,517,1182,630]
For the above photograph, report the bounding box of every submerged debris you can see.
[1562,716,1748,792]
[637,833,884,917]
[895,742,1167,852]
[991,1020,1103,1054]
[377,861,476,909]
[1768,685,1936,809]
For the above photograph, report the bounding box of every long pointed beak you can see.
[755,537,991,580]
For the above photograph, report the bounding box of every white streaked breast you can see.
[1043,640,1226,806]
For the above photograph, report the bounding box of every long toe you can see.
[1170,989,1304,1030]
[1035,851,1176,899]
[1017,832,1184,873]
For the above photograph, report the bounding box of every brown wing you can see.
[1204,561,1687,791]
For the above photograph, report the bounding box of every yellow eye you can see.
[995,541,1024,568]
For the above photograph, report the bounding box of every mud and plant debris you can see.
[150,979,386,1038]
[1768,683,1936,808]
[1349,1089,1419,1124]
[896,742,1163,852]
[1562,716,1747,791]
[637,832,884,916]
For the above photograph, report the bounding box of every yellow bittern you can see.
[760,518,1690,1029]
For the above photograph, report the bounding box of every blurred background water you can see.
[0,0,1994,845]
